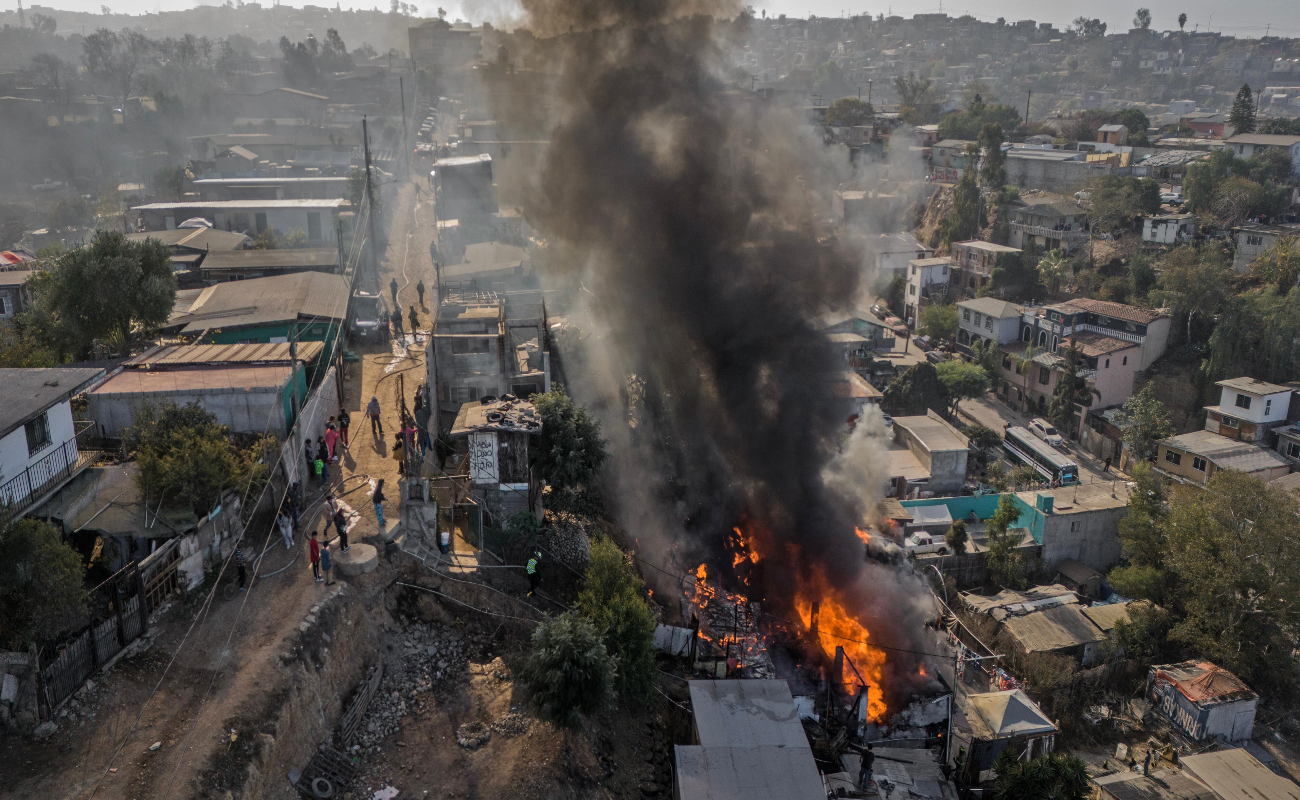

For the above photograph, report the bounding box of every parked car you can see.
[912,335,933,352]
[926,350,952,364]
[871,303,888,318]
[350,288,389,342]
[1029,417,1063,447]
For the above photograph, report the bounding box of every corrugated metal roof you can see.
[124,341,325,367]
[675,746,825,800]
[132,199,347,210]
[688,680,808,749]
[1003,602,1108,653]
[1151,661,1257,705]
[90,365,293,394]
[200,248,339,271]
[171,272,349,333]
[1161,430,1291,473]
[1096,768,1217,800]
[1082,600,1141,633]
[1181,749,1300,800]
[967,690,1057,737]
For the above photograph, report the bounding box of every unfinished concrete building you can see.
[425,290,550,435]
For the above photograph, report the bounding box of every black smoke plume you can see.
[510,0,937,710]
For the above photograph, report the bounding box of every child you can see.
[277,509,294,549]
[320,542,334,586]
[309,532,322,582]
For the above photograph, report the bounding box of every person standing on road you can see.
[408,304,419,335]
[324,419,340,462]
[317,439,331,488]
[416,279,426,307]
[320,542,334,586]
[859,744,874,790]
[303,438,315,484]
[526,551,541,596]
[372,479,387,528]
[1103,456,1111,473]
[392,434,406,476]
[415,402,432,464]
[235,541,247,591]
[338,409,351,448]
[391,308,405,339]
[390,277,399,306]
[277,509,295,549]
[309,532,322,582]
[367,395,383,436]
[333,502,350,552]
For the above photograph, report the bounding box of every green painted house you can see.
[165,271,349,365]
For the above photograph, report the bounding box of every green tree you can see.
[577,538,657,706]
[1178,12,1187,30]
[920,303,958,344]
[893,72,935,108]
[345,167,367,207]
[1228,84,1256,134]
[27,229,176,359]
[1113,385,1175,463]
[825,97,874,127]
[1130,254,1157,299]
[0,318,57,367]
[1181,161,1216,214]
[942,152,981,245]
[1251,237,1300,294]
[127,401,242,515]
[1071,17,1107,39]
[969,339,1003,391]
[47,196,93,231]
[1163,471,1300,698]
[1150,244,1227,344]
[992,751,1089,800]
[985,494,1027,589]
[1259,118,1300,136]
[532,388,608,491]
[1110,601,1171,663]
[1047,343,1083,436]
[937,99,1020,142]
[1133,7,1152,29]
[82,28,153,122]
[935,360,989,415]
[978,122,1006,190]
[883,274,906,316]
[881,362,948,417]
[0,519,88,648]
[965,423,1002,452]
[812,60,849,100]
[517,611,616,728]
[1203,286,1300,386]
[945,520,968,555]
[1116,108,1152,145]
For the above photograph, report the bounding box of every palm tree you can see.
[1038,249,1069,296]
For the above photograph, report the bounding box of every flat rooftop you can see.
[1015,481,1130,515]
[90,365,294,395]
[893,414,968,452]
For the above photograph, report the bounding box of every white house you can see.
[132,199,349,246]
[1203,377,1294,443]
[865,232,934,285]
[1142,213,1196,245]
[1222,133,1300,177]
[1231,221,1300,274]
[0,368,105,525]
[904,256,952,328]
[956,297,1022,353]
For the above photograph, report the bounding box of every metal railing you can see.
[0,420,102,528]
[1010,222,1088,242]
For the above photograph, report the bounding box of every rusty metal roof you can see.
[1150,661,1257,706]
[124,341,325,367]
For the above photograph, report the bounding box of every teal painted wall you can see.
[199,321,339,370]
[902,493,1045,543]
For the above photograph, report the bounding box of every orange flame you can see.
[795,566,888,722]
[696,563,708,582]
[854,527,872,545]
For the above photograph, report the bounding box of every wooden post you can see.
[810,601,820,638]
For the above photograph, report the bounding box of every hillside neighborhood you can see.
[1,3,1300,800]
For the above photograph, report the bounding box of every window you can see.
[1235,393,1252,410]
[985,317,993,330]
[255,212,268,233]
[1022,328,1031,343]
[1265,398,1273,415]
[1164,449,1182,466]
[0,293,10,317]
[963,309,971,322]
[1070,521,1080,532]
[1192,456,1207,472]
[1105,358,1110,368]
[306,212,322,241]
[1222,417,1240,429]
[1287,442,1300,459]
[911,265,918,275]
[1039,366,1050,385]
[451,338,490,355]
[1122,356,1127,365]
[25,413,51,455]
[973,312,982,326]
[450,385,480,403]
[232,213,250,231]
[1002,355,1012,369]
[908,285,916,296]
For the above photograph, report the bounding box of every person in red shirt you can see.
[309,532,322,582]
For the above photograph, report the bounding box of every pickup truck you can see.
[31,179,65,191]
[902,533,950,556]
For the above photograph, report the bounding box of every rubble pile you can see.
[455,721,492,749]
[353,622,469,752]
[491,711,531,738]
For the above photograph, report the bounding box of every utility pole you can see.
[867,79,873,104]
[362,115,380,293]
[1025,89,1032,124]
[399,76,409,180]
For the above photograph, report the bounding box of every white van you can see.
[1029,418,1063,447]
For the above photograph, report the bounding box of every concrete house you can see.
[0,368,105,527]
[85,343,316,438]
[1142,213,1196,245]
[1203,377,1293,443]
[1013,484,1130,572]
[132,199,348,246]
[1223,133,1300,177]
[1097,124,1128,145]
[904,256,952,327]
[1147,661,1257,743]
[1273,422,1300,468]
[888,411,970,495]
[1231,222,1300,274]
[427,291,550,434]
[1018,299,1169,370]
[1156,430,1292,486]
[1006,196,1088,253]
[949,240,1021,297]
[956,297,1021,354]
[864,232,934,284]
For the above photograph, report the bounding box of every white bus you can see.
[1003,425,1079,485]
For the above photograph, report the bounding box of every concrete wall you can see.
[1004,157,1107,193]
[1037,507,1125,572]
[1215,386,1290,426]
[89,384,290,439]
[1091,347,1143,409]
[0,399,77,484]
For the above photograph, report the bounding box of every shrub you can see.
[517,612,616,728]
[578,538,657,706]
[0,519,88,648]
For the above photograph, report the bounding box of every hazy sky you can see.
[24,0,1299,39]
